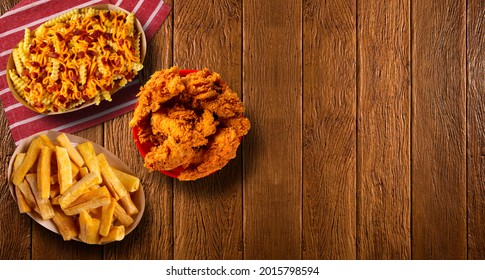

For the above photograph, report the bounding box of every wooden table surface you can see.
[1,0,484,260]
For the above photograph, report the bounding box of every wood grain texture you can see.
[173,0,243,260]
[302,0,356,260]
[357,0,411,259]
[412,0,467,259]
[0,0,30,261]
[243,0,302,259]
[103,0,174,260]
[467,0,485,260]
[31,127,104,260]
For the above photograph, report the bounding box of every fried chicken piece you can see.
[129,67,185,131]
[144,136,196,171]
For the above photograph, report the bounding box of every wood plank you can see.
[0,0,31,261]
[467,0,485,260]
[104,0,174,259]
[31,127,104,260]
[302,0,356,259]
[357,0,411,260]
[243,0,302,259]
[412,0,467,259]
[172,0,243,260]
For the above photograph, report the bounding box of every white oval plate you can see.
[7,130,145,244]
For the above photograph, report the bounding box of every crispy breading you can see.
[131,66,250,180]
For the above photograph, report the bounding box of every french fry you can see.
[113,200,133,227]
[17,180,37,209]
[55,146,72,194]
[15,185,31,213]
[37,146,52,199]
[12,138,43,186]
[13,153,26,174]
[63,187,111,216]
[26,173,55,220]
[99,226,125,244]
[50,184,60,198]
[52,207,79,241]
[99,198,116,237]
[39,134,56,150]
[120,194,139,216]
[78,211,101,244]
[97,153,127,200]
[77,141,100,178]
[71,160,80,179]
[55,133,84,167]
[112,167,140,192]
[58,172,101,209]
[79,166,89,178]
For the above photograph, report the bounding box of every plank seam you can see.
[355,0,360,260]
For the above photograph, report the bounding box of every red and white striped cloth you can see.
[0,0,171,145]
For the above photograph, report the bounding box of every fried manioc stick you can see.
[17,180,37,209]
[50,184,60,198]
[97,153,127,200]
[37,146,52,199]
[13,153,26,174]
[52,207,79,241]
[113,200,134,227]
[55,146,73,194]
[63,187,111,216]
[56,133,84,168]
[12,138,43,186]
[77,141,100,178]
[15,185,31,213]
[39,134,56,150]
[98,226,125,244]
[99,198,116,237]
[78,211,101,244]
[90,206,103,220]
[79,167,89,178]
[25,173,55,220]
[59,172,101,209]
[120,194,139,216]
[71,160,80,179]
[112,167,140,192]
[51,195,60,205]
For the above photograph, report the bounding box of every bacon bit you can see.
[65,23,70,29]
[84,36,93,43]
[78,85,85,91]
[96,72,103,80]
[105,84,112,90]
[29,45,36,54]
[58,95,66,103]
[53,106,58,112]
[94,15,100,21]
[101,57,108,65]
[59,64,65,72]
[103,45,113,52]
[113,58,121,67]
[118,39,124,46]
[102,32,112,40]
[36,77,43,83]
[117,15,124,21]
[86,50,97,57]
[77,51,85,59]
[23,87,30,93]
[113,70,120,74]
[125,72,134,80]
[55,32,64,41]
[34,102,43,108]
[21,69,29,76]
[70,73,79,83]
[39,41,47,48]
[73,29,82,36]
[30,61,40,67]
[39,68,47,77]
[82,95,90,101]
[116,50,124,56]
[104,11,110,18]
[51,84,59,92]
[67,89,73,95]
[30,72,38,79]
[48,51,59,58]
[92,30,102,40]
